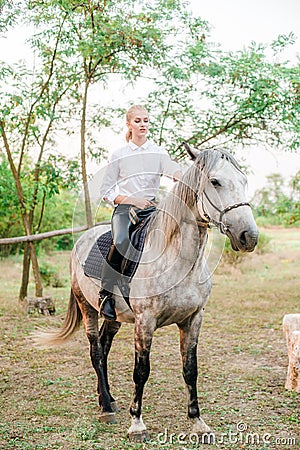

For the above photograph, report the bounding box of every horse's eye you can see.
[210,178,221,187]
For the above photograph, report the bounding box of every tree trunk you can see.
[81,78,93,229]
[19,242,31,301]
[1,122,44,299]
[30,242,43,297]
[283,314,300,392]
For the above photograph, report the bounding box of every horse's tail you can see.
[32,289,82,347]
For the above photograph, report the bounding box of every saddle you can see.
[83,208,155,298]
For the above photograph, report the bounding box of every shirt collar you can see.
[128,140,150,151]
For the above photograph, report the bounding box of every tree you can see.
[0,8,78,299]
[0,153,82,255]
[28,0,190,227]
[0,0,202,299]
[0,153,23,255]
[144,32,300,158]
[254,172,300,225]
[0,0,22,34]
[1,0,299,303]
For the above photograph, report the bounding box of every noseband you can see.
[202,191,251,234]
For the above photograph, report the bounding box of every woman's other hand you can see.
[130,198,153,209]
[113,195,153,209]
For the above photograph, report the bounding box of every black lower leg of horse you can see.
[129,348,151,419]
[99,320,121,403]
[182,343,200,419]
[178,319,202,420]
[87,331,114,413]
[80,302,113,414]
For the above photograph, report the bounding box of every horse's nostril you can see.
[239,230,258,250]
[240,231,247,246]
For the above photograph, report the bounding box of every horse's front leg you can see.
[128,315,156,441]
[99,319,122,412]
[178,310,211,434]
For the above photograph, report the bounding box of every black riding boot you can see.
[99,243,123,321]
[99,289,116,321]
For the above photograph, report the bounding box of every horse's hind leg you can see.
[178,312,211,434]
[78,296,117,423]
[99,319,121,412]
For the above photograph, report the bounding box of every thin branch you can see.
[35,190,46,232]
[158,98,171,146]
[0,120,26,213]
[0,120,31,235]
[176,101,271,158]
[18,11,69,176]
[29,84,72,227]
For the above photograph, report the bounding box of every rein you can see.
[202,191,251,234]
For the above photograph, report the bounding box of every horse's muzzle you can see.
[227,228,259,252]
[239,229,259,252]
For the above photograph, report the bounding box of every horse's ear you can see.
[182,142,199,161]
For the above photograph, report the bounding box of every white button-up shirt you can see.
[100,140,181,204]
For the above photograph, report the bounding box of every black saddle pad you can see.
[83,218,150,282]
[83,230,112,280]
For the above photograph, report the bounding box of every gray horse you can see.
[34,146,258,441]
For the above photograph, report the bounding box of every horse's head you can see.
[185,144,258,252]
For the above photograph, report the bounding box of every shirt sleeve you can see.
[99,153,120,204]
[159,148,182,178]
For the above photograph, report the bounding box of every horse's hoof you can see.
[192,417,211,434]
[99,412,117,424]
[128,430,150,442]
[110,401,120,412]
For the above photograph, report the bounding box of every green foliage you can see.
[145,32,300,157]
[0,175,81,256]
[256,232,272,254]
[222,237,247,266]
[39,262,65,287]
[254,172,300,226]
[23,0,193,164]
[0,0,22,34]
[37,190,80,252]
[0,154,28,256]
[95,203,113,222]
[222,232,271,266]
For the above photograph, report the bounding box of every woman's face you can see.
[127,110,149,141]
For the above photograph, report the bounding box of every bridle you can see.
[201,191,251,234]
[181,144,252,233]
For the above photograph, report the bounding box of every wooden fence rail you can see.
[0,222,110,245]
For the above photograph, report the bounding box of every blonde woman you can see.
[99,105,182,320]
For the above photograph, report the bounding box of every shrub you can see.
[222,231,270,266]
[256,231,271,254]
[39,263,65,288]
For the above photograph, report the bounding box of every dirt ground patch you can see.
[0,227,299,449]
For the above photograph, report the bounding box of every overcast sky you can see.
[190,0,299,52]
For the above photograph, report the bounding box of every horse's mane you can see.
[149,148,242,251]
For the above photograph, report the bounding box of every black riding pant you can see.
[101,204,155,293]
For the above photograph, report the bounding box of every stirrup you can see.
[99,291,116,321]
